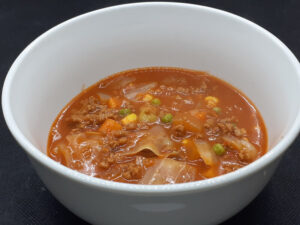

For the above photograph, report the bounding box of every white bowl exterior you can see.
[30,155,281,225]
[2,3,300,225]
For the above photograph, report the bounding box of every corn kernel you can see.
[205,96,219,108]
[121,113,137,125]
[182,139,189,144]
[143,94,153,102]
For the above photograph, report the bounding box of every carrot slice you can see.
[195,111,206,121]
[99,119,122,133]
[108,97,120,108]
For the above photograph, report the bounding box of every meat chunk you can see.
[222,135,258,162]
[67,96,118,129]
[172,124,187,138]
[121,161,143,180]
[107,130,129,150]
[176,87,190,95]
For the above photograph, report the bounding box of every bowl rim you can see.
[2,2,300,195]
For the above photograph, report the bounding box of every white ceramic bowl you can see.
[2,2,300,225]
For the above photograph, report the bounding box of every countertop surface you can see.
[0,0,299,224]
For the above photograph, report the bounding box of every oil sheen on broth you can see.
[48,67,267,184]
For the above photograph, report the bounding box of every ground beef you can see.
[121,100,134,111]
[176,87,190,95]
[124,122,137,130]
[121,162,143,180]
[233,127,247,137]
[111,130,128,138]
[204,118,216,129]
[107,130,129,150]
[136,122,150,130]
[204,115,247,138]
[140,103,158,114]
[98,153,115,169]
[67,96,118,129]
[191,81,207,94]
[172,124,186,138]
[216,117,246,137]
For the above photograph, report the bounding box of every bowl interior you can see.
[5,4,300,158]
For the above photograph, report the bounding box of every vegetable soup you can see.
[48,67,267,184]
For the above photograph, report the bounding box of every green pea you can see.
[213,107,221,114]
[161,113,173,123]
[119,108,131,116]
[151,98,161,106]
[213,143,226,155]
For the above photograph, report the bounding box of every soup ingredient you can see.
[121,113,137,125]
[48,67,267,184]
[213,107,221,114]
[99,119,122,133]
[124,82,157,100]
[119,108,131,116]
[173,112,203,133]
[222,135,258,161]
[151,98,161,106]
[205,96,219,108]
[140,158,197,184]
[161,113,173,123]
[122,126,175,157]
[194,140,219,166]
[212,143,226,156]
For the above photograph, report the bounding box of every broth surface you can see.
[48,67,267,184]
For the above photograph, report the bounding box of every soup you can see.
[47,67,267,184]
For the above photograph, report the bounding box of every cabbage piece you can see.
[222,135,258,162]
[100,76,136,89]
[194,140,219,166]
[66,132,103,152]
[173,112,203,133]
[53,143,72,167]
[121,125,175,157]
[97,93,111,102]
[124,82,157,100]
[140,158,197,184]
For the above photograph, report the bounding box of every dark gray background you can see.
[0,0,299,224]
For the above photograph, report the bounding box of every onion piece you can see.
[140,158,197,184]
[194,140,219,166]
[124,82,157,100]
[97,93,111,102]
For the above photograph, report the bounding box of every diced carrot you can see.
[108,97,119,108]
[99,119,122,133]
[173,112,203,133]
[182,139,200,160]
[202,167,218,178]
[195,111,206,121]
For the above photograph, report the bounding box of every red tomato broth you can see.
[47,67,267,184]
